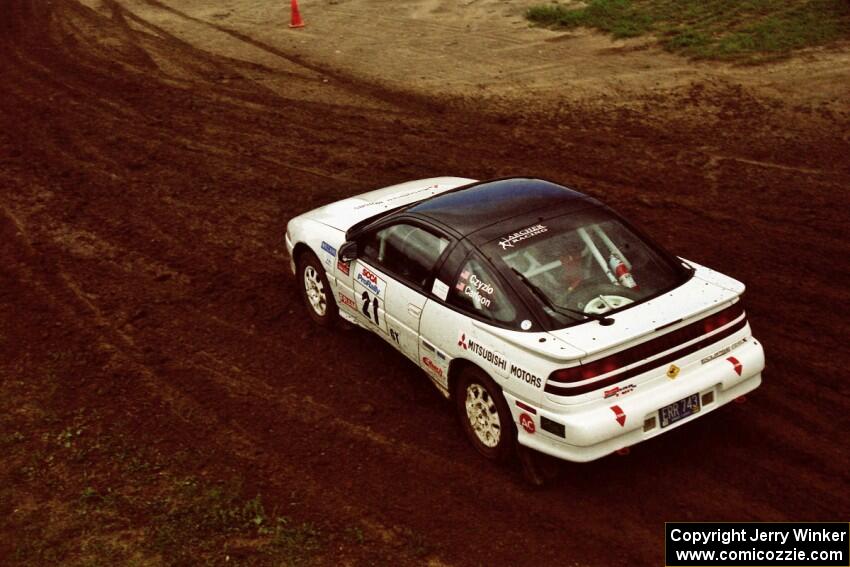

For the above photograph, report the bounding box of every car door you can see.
[419,249,542,394]
[352,222,451,364]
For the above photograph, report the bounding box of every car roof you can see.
[406,177,600,241]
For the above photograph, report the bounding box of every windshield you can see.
[483,208,685,325]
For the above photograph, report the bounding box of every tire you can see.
[297,251,338,327]
[454,365,515,462]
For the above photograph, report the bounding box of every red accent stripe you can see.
[515,400,537,414]
[545,317,748,397]
[549,303,744,385]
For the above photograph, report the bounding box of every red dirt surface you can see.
[1,1,848,565]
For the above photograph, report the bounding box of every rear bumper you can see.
[507,337,764,462]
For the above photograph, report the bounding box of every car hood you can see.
[545,262,745,360]
[300,177,477,231]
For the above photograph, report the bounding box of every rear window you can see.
[484,208,686,326]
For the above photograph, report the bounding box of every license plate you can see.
[659,393,701,428]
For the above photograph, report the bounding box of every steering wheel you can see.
[569,283,640,314]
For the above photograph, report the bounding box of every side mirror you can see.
[339,241,358,262]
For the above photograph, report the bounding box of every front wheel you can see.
[454,366,515,462]
[297,252,338,327]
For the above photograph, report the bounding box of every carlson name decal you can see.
[509,364,542,388]
[321,241,336,257]
[498,224,548,250]
[457,333,507,371]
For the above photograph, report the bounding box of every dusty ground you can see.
[1,0,849,565]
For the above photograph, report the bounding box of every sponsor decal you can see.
[666,364,680,379]
[727,356,743,376]
[431,278,449,301]
[356,267,383,296]
[338,293,357,310]
[498,224,548,250]
[456,269,470,291]
[456,270,494,308]
[610,405,626,427]
[519,413,536,434]
[321,241,336,257]
[457,333,507,371]
[603,383,637,399]
[509,364,542,388]
[353,201,384,210]
[700,337,746,365]
[422,357,444,377]
[337,260,350,276]
[354,266,386,330]
[386,184,439,202]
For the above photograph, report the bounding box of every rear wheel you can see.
[297,252,337,327]
[454,366,514,462]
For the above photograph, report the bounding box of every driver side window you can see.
[361,223,449,288]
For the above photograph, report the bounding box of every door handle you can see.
[407,304,422,317]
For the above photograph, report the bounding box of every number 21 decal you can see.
[361,291,380,325]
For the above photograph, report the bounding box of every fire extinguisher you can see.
[609,255,638,289]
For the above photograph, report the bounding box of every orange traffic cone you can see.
[289,0,305,28]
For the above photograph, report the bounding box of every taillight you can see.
[549,351,630,383]
[702,301,743,334]
[548,301,745,387]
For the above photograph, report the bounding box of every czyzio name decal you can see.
[458,333,507,371]
[321,241,336,257]
[468,273,494,295]
[498,224,548,250]
[509,364,542,388]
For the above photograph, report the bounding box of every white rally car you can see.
[285,177,764,466]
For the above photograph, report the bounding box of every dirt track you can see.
[1,1,849,565]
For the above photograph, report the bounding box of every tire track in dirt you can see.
[1,202,448,563]
[3,0,849,565]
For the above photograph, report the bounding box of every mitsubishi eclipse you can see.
[285,177,764,465]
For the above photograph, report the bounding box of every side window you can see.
[361,223,449,288]
[449,253,517,323]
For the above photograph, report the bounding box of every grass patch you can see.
[527,0,850,60]
[149,478,321,564]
